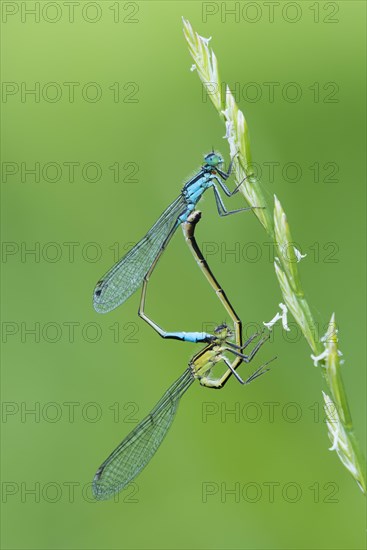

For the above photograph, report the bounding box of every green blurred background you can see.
[1,1,366,549]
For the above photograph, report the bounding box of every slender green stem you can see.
[183,17,366,494]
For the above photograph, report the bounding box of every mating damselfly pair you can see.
[91,153,273,500]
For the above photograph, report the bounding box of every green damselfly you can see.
[93,325,272,500]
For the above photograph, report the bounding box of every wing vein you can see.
[93,368,194,500]
[93,194,188,313]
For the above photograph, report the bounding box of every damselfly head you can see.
[214,323,231,340]
[204,152,223,167]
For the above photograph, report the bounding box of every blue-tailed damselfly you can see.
[93,152,253,318]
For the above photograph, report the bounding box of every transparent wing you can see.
[93,368,194,500]
[93,194,187,313]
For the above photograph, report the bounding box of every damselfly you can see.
[93,324,272,500]
[93,152,252,315]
